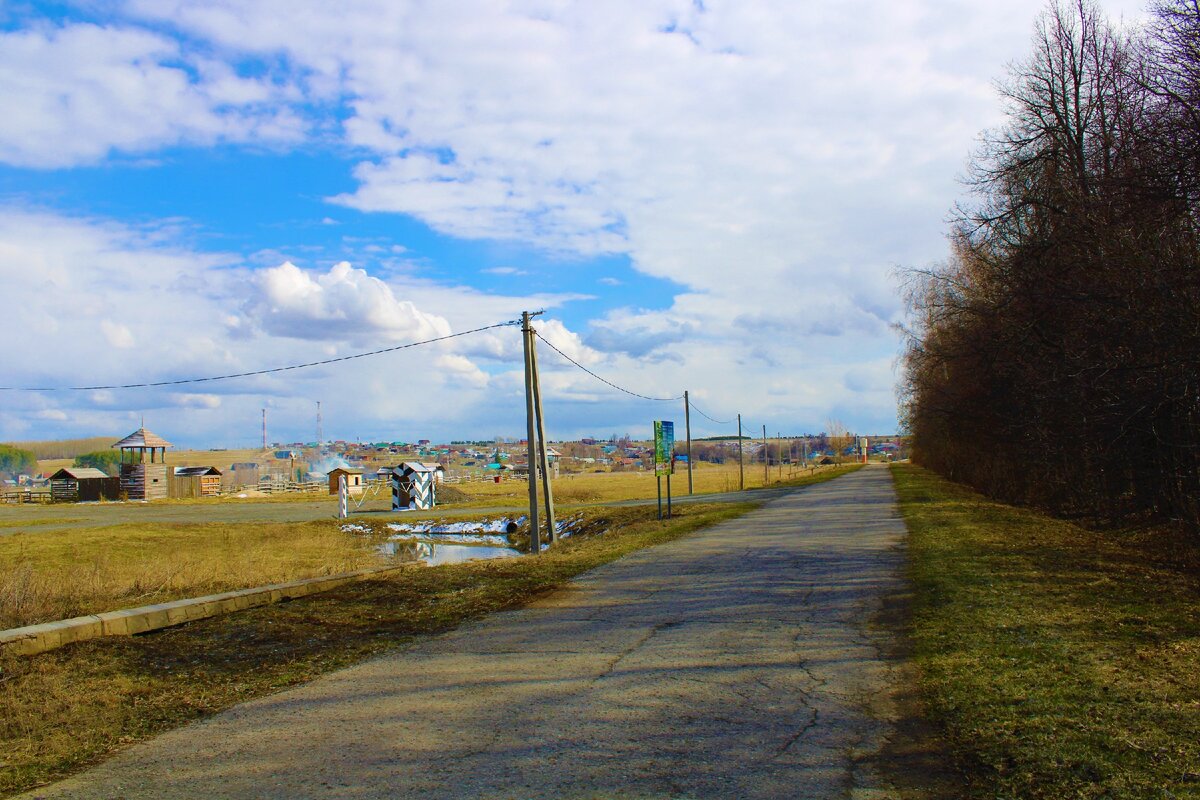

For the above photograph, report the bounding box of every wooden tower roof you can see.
[111,428,173,450]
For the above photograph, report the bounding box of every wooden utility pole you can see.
[762,424,768,486]
[261,408,267,452]
[529,325,556,543]
[521,311,540,555]
[684,390,693,495]
[778,432,783,480]
[737,413,744,491]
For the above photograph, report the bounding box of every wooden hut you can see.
[228,462,261,491]
[48,467,120,502]
[170,466,222,499]
[327,467,364,496]
[112,427,172,500]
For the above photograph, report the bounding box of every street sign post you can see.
[654,420,674,519]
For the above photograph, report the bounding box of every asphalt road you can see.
[22,465,922,799]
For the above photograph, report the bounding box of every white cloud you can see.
[533,318,601,367]
[0,22,305,168]
[248,260,452,344]
[0,207,596,444]
[9,0,1160,436]
[481,267,527,276]
[434,354,489,390]
[100,320,136,349]
[171,393,222,409]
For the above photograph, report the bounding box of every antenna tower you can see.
[316,401,323,449]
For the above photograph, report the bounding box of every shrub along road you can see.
[17,465,945,799]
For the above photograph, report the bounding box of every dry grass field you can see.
[0,501,756,797]
[0,520,381,630]
[0,462,852,631]
[455,459,835,506]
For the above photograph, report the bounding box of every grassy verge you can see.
[0,501,755,797]
[892,463,1200,798]
[0,521,382,629]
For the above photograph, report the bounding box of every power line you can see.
[532,330,682,403]
[688,400,734,425]
[0,319,521,392]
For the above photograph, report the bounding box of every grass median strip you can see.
[0,501,755,797]
[892,463,1200,799]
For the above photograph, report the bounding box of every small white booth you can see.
[391,462,444,510]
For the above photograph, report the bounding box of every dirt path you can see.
[21,465,929,799]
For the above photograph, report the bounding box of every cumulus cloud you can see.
[0,22,306,168]
[0,208,596,443]
[171,393,222,409]
[248,261,452,344]
[10,0,1159,436]
[100,320,136,349]
[533,319,602,367]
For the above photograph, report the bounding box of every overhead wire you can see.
[0,319,522,392]
[532,329,683,403]
[688,401,734,426]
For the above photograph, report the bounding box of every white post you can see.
[338,474,348,519]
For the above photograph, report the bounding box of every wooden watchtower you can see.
[112,427,172,500]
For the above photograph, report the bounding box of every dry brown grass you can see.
[0,502,756,796]
[453,461,837,507]
[0,521,379,629]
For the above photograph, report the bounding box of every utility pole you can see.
[528,322,556,543]
[778,432,783,480]
[316,401,323,450]
[758,424,768,489]
[262,408,267,452]
[737,413,744,491]
[521,311,541,555]
[684,390,693,495]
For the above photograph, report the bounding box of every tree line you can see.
[901,0,1200,530]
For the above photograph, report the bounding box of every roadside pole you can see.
[656,472,663,520]
[666,470,672,518]
[521,311,540,554]
[737,413,744,491]
[778,432,783,480]
[758,424,768,489]
[684,390,693,495]
[529,326,556,543]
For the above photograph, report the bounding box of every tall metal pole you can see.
[758,424,768,489]
[737,413,744,491]
[521,312,540,555]
[529,327,556,544]
[684,390,693,495]
[262,408,267,451]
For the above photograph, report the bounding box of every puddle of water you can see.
[378,539,521,566]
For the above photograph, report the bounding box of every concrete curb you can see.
[0,565,408,657]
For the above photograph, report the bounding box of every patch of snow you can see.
[387,532,510,546]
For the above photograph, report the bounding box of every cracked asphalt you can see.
[23,464,917,799]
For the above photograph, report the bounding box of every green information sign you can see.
[654,420,675,476]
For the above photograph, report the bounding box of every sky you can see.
[0,0,1151,448]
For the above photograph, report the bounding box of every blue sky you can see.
[0,0,1149,448]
